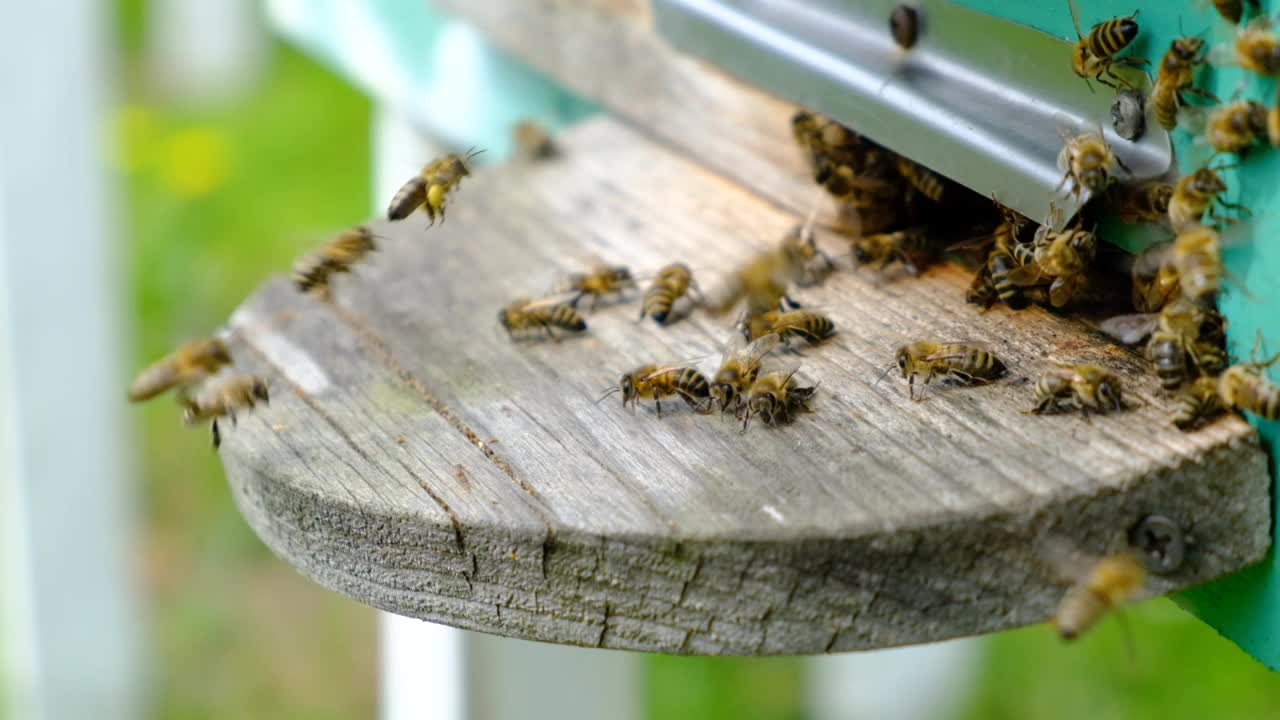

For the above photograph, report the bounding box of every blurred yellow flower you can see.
[160,126,232,198]
[111,103,159,173]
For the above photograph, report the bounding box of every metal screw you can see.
[1130,515,1185,575]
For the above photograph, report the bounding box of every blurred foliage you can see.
[117,7,377,718]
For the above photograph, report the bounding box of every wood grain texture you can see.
[219,118,1270,655]
[431,0,826,222]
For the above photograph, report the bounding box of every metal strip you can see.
[654,0,1172,228]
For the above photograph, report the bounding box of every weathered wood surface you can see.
[432,0,826,222]
[220,118,1270,654]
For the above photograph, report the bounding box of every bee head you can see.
[1097,378,1122,411]
[1172,36,1204,61]
[497,309,512,332]
[749,392,777,420]
[1191,168,1227,196]
[1080,167,1107,191]
[895,347,912,377]
[852,243,874,265]
[713,384,736,411]
[620,375,637,405]
[252,379,270,404]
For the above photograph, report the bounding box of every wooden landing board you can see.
[219,118,1270,655]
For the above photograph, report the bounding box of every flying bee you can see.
[895,157,946,203]
[740,366,818,431]
[1173,375,1227,430]
[557,264,636,310]
[640,263,700,325]
[1130,241,1180,312]
[1218,345,1280,420]
[712,236,813,317]
[181,374,270,448]
[512,120,556,160]
[711,333,782,412]
[1057,123,1126,200]
[497,297,588,342]
[292,226,379,299]
[890,341,1006,400]
[1179,99,1268,154]
[742,308,836,348]
[780,223,835,285]
[851,226,934,277]
[598,364,713,416]
[1168,164,1249,231]
[386,148,483,224]
[1028,363,1125,417]
[1068,1,1147,89]
[1172,223,1222,303]
[1151,36,1213,131]
[1054,552,1146,641]
[1209,15,1280,75]
[128,337,232,403]
[1115,181,1174,225]
[1007,223,1097,308]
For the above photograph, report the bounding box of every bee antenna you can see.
[465,147,488,160]
[595,386,622,405]
[874,363,896,386]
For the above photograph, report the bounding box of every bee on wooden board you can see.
[741,308,836,348]
[1151,36,1214,132]
[497,297,588,342]
[1168,163,1249,231]
[739,365,818,431]
[512,120,557,160]
[1115,181,1174,225]
[888,341,1006,400]
[1218,341,1280,420]
[1006,221,1097,308]
[710,332,781,413]
[1027,363,1125,418]
[1057,122,1127,200]
[386,148,484,224]
[640,262,700,325]
[292,225,379,299]
[1172,375,1227,430]
[1054,551,1146,641]
[557,264,636,310]
[1179,99,1269,154]
[1209,14,1280,75]
[597,363,713,416]
[128,337,232,403]
[850,227,934,277]
[1067,1,1147,89]
[181,374,270,448]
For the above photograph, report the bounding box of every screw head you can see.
[1130,515,1185,575]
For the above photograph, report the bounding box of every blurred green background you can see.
[113,1,1280,718]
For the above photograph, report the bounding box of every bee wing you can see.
[641,356,716,380]
[1216,218,1255,251]
[1099,313,1160,345]
[516,293,580,310]
[728,332,782,369]
[1132,241,1174,274]
[1205,38,1238,68]
[921,342,991,362]
[1176,104,1212,135]
[1006,264,1047,287]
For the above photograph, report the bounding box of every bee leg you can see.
[655,397,663,418]
[1185,87,1220,103]
[212,419,222,449]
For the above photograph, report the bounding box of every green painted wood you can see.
[954,0,1280,670]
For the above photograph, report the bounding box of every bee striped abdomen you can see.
[962,346,1006,378]
[1088,17,1139,58]
[548,304,587,331]
[897,159,946,202]
[387,176,426,220]
[1147,335,1187,390]
[676,368,711,402]
[987,250,1024,308]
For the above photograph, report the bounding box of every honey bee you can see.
[1151,37,1212,131]
[1130,241,1180,312]
[895,157,946,203]
[1179,99,1268,154]
[1007,223,1097,308]
[742,308,836,347]
[1028,363,1125,417]
[1054,552,1146,641]
[780,223,835,285]
[1168,164,1248,231]
[1218,351,1280,420]
[1172,375,1227,430]
[1068,1,1147,89]
[1100,297,1227,389]
[891,341,1006,400]
[740,366,818,430]
[181,374,270,448]
[640,263,699,325]
[128,337,232,403]
[512,120,556,160]
[598,364,713,416]
[712,235,814,317]
[386,148,483,223]
[1057,124,1125,200]
[711,333,782,412]
[1270,91,1280,146]
[1115,181,1174,225]
[498,297,588,341]
[889,5,921,50]
[851,227,933,276]
[966,267,999,309]
[292,226,379,298]
[1214,15,1280,75]
[558,264,636,310]
[1212,0,1257,25]
[1172,223,1222,302]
